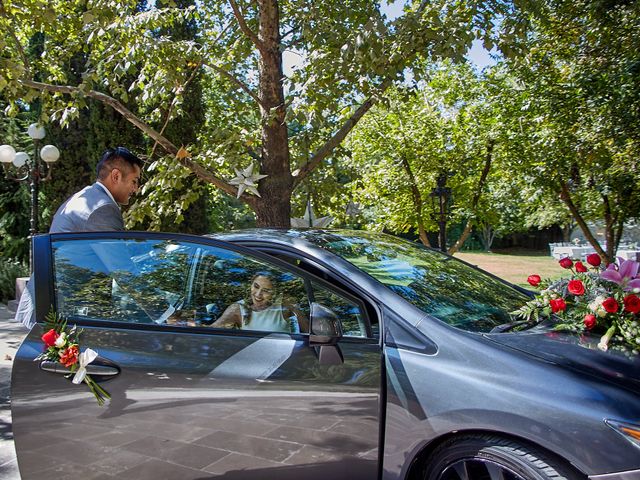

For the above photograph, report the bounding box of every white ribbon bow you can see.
[72,348,98,385]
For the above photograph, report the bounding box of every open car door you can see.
[11,231,381,480]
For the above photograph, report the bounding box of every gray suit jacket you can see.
[50,182,124,233]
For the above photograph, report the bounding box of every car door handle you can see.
[39,361,120,377]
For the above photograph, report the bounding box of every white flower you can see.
[589,296,608,317]
[54,332,67,348]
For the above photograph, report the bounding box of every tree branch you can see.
[390,113,430,247]
[290,0,432,187]
[151,60,204,159]
[204,63,264,108]
[0,1,31,76]
[601,193,615,260]
[228,0,264,51]
[294,79,393,186]
[19,78,253,203]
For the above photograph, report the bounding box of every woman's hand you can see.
[210,303,242,329]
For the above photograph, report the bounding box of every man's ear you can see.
[110,168,121,183]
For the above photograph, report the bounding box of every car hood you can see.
[486,328,640,394]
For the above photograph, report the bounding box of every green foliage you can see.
[494,0,640,254]
[1,0,528,228]
[0,257,28,303]
[0,100,32,261]
[344,62,526,243]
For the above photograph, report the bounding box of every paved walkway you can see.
[0,303,27,480]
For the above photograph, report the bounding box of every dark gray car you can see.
[11,229,640,480]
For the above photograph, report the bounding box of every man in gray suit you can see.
[50,147,142,232]
[16,147,143,328]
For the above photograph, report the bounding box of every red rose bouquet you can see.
[515,255,640,352]
[35,311,111,405]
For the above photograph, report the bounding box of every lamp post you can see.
[430,172,451,253]
[1,124,60,269]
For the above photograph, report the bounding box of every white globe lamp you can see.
[27,123,46,140]
[0,145,16,164]
[40,145,60,163]
[13,152,29,168]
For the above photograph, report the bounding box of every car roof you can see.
[209,228,390,246]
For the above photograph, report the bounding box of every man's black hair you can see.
[96,147,143,180]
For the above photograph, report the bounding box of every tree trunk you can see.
[255,0,292,227]
[479,224,496,251]
[559,181,610,264]
[448,139,495,255]
[602,194,617,261]
[448,222,473,255]
[399,155,430,247]
[614,218,624,253]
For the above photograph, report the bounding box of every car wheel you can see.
[422,435,582,480]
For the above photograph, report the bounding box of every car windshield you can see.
[301,230,530,333]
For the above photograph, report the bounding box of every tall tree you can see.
[500,0,640,262]
[345,63,512,252]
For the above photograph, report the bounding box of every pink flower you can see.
[600,258,640,291]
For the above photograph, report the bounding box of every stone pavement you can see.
[0,302,26,480]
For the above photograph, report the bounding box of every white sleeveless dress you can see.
[237,300,293,333]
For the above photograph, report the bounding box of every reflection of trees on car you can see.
[54,258,113,318]
[303,231,528,332]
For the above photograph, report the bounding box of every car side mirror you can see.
[309,302,344,365]
[309,302,342,344]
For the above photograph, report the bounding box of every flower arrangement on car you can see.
[35,311,111,405]
[515,253,640,353]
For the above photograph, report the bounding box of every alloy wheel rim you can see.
[438,458,528,480]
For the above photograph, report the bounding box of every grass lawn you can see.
[454,249,565,288]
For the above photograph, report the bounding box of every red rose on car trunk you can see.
[527,275,541,287]
[41,329,59,347]
[567,280,585,296]
[550,298,567,313]
[586,253,602,267]
[602,297,619,314]
[623,294,640,314]
[583,314,597,330]
[559,258,573,269]
[575,261,587,273]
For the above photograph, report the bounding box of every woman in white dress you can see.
[211,273,309,333]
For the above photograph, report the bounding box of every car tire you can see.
[422,434,582,480]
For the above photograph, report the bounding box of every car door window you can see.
[52,237,375,338]
[310,281,371,338]
[53,239,199,324]
[188,250,308,332]
[52,238,309,332]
